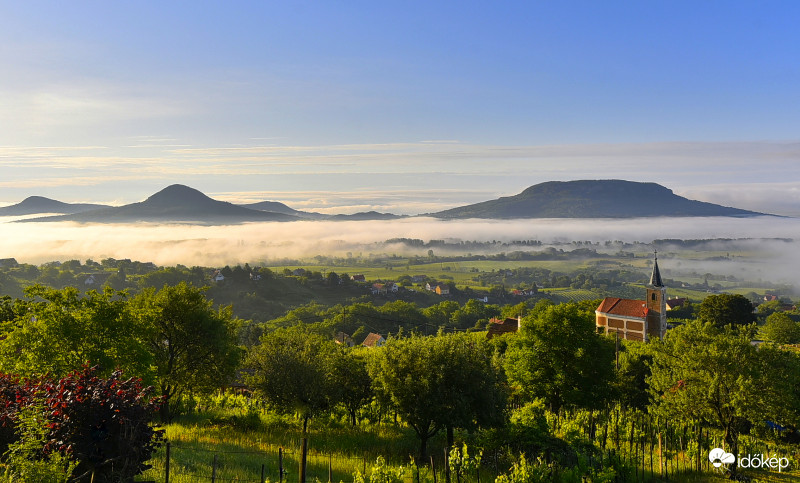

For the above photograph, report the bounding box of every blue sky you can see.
[1,1,800,214]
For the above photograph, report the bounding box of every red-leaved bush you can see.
[0,366,163,482]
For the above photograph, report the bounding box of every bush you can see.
[0,366,163,483]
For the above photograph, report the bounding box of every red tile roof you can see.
[596,297,648,318]
[487,317,519,339]
[362,332,385,347]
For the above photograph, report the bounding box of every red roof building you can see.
[487,316,520,339]
[595,253,667,342]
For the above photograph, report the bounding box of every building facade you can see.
[595,254,667,341]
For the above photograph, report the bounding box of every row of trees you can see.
[244,297,800,475]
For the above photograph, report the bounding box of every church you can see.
[595,254,666,342]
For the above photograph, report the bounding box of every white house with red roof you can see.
[596,253,667,342]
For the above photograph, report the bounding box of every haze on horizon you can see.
[1,2,799,216]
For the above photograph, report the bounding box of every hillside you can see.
[239,200,328,219]
[430,180,767,219]
[22,185,299,223]
[0,196,109,216]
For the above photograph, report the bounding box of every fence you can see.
[150,413,799,482]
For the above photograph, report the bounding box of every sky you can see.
[2,1,800,215]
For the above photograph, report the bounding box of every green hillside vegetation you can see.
[0,239,797,481]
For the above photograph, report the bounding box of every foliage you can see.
[697,293,756,328]
[0,285,151,380]
[449,443,482,482]
[0,366,162,483]
[370,332,507,460]
[647,320,798,473]
[2,403,77,483]
[130,282,243,421]
[613,341,652,411]
[245,325,340,432]
[504,303,615,413]
[761,312,800,344]
[328,349,373,426]
[353,456,406,483]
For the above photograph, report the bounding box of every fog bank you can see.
[0,215,797,282]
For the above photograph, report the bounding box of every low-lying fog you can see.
[1,215,797,284]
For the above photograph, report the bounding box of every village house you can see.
[595,254,667,342]
[351,274,366,283]
[84,273,111,286]
[486,316,521,339]
[665,297,686,310]
[362,332,386,348]
[334,332,354,347]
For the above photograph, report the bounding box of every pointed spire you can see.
[649,250,663,287]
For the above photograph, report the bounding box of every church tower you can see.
[645,252,667,340]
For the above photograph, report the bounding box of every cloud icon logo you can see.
[709,448,736,467]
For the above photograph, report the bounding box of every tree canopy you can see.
[370,332,506,460]
[130,282,242,421]
[504,303,616,413]
[697,293,756,328]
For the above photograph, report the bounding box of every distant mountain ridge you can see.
[0,196,109,216]
[8,180,770,224]
[430,180,766,219]
[21,185,298,223]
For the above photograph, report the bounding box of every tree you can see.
[130,283,242,422]
[370,333,506,460]
[245,326,339,433]
[697,293,756,328]
[0,286,151,380]
[504,303,616,413]
[328,349,373,426]
[761,312,800,344]
[647,320,798,474]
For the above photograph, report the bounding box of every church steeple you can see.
[649,251,663,287]
[646,250,667,340]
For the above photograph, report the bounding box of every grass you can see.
[137,408,433,483]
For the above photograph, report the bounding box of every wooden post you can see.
[165,442,171,483]
[431,455,437,483]
[279,447,284,483]
[261,463,265,483]
[300,438,308,483]
[212,454,218,483]
[444,447,451,483]
[328,454,332,483]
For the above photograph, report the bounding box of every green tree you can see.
[647,320,797,474]
[504,303,616,413]
[697,293,756,328]
[370,333,506,460]
[328,349,373,426]
[130,282,242,422]
[245,326,339,433]
[0,286,151,379]
[760,312,800,344]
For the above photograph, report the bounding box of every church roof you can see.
[596,297,648,318]
[649,254,664,287]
